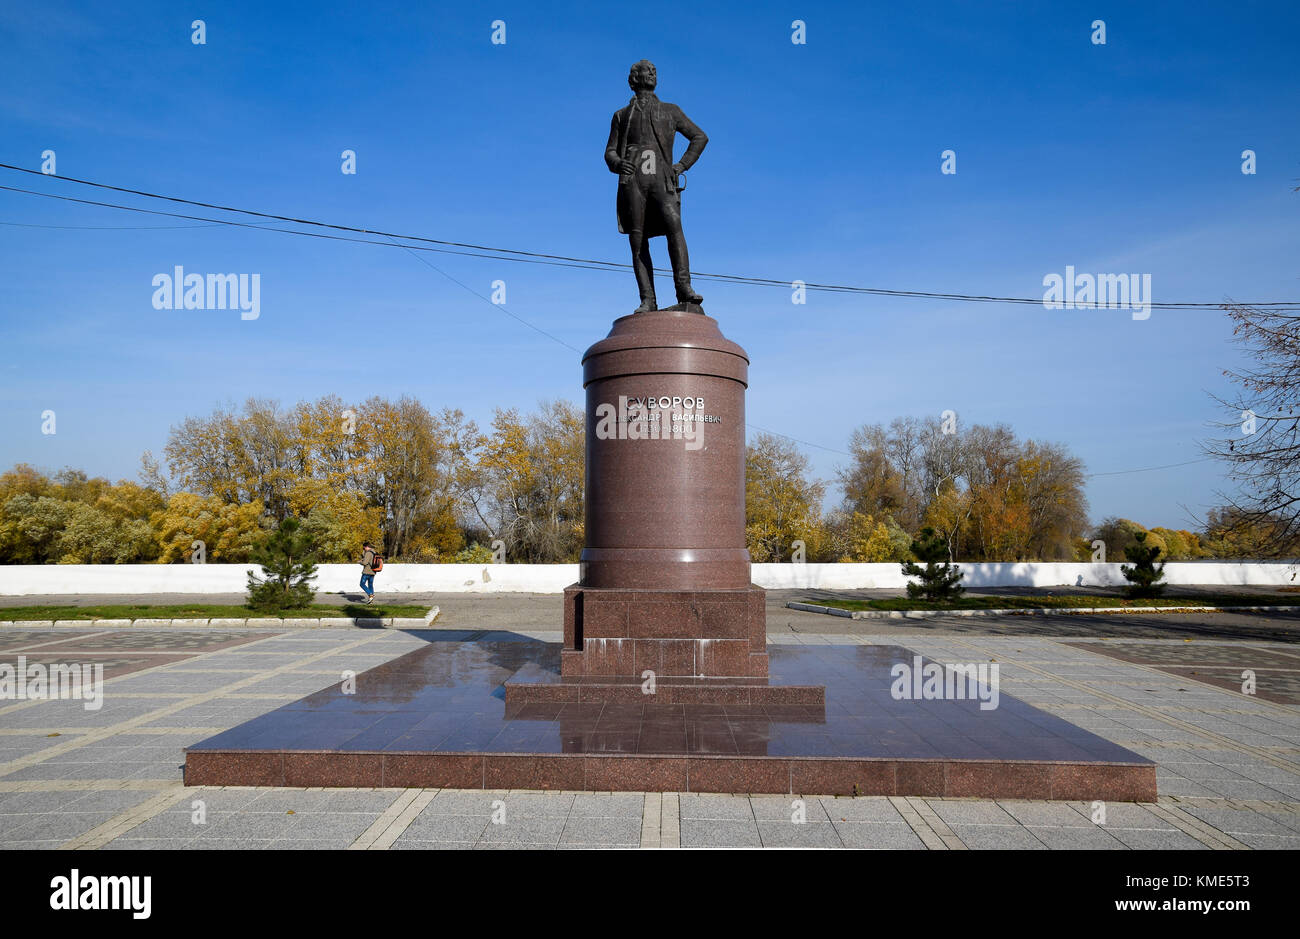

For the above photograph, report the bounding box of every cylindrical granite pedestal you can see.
[561,309,768,679]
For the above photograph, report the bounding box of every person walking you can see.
[360,541,379,604]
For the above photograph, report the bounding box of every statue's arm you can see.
[604,113,622,173]
[673,107,708,172]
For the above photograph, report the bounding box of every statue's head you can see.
[628,60,657,93]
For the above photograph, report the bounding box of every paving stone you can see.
[681,819,762,848]
[679,794,756,821]
[757,820,844,848]
[1060,801,1168,828]
[3,810,121,843]
[0,790,95,816]
[122,812,208,839]
[194,813,296,840]
[819,796,905,824]
[559,816,642,846]
[998,801,1093,827]
[102,838,195,850]
[1177,803,1292,835]
[401,814,492,843]
[950,824,1047,849]
[1107,827,1208,850]
[422,790,505,816]
[243,790,336,813]
[497,792,575,817]
[321,790,404,814]
[188,838,276,850]
[1227,831,1300,850]
[478,816,567,845]
[279,813,377,839]
[1197,779,1294,801]
[1025,825,1125,849]
[569,792,645,818]
[831,821,926,849]
[927,800,1018,826]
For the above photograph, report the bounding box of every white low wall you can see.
[0,561,1295,596]
[754,561,1298,590]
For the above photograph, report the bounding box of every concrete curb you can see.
[786,601,1300,620]
[1,605,443,629]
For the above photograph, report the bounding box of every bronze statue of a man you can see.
[605,60,708,314]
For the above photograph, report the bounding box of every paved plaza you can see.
[1,604,1298,850]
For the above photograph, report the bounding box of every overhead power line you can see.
[3,162,1298,310]
[0,163,1250,479]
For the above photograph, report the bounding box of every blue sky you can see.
[1,0,1297,529]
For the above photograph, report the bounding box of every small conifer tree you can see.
[901,526,965,602]
[246,517,318,612]
[1120,530,1166,598]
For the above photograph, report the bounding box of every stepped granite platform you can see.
[183,636,1156,799]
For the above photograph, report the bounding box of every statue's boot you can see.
[633,294,658,314]
[667,234,703,307]
[675,282,703,306]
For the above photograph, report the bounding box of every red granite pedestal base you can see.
[503,673,826,708]
[561,583,771,679]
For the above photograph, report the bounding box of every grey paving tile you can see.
[1026,825,1125,849]
[1250,811,1300,835]
[998,801,1092,827]
[1178,804,1293,836]
[1061,802,1169,829]
[569,793,645,818]
[194,814,295,840]
[401,814,491,843]
[819,797,905,824]
[321,790,404,814]
[175,788,278,813]
[950,824,1047,849]
[679,794,756,821]
[243,790,336,813]
[832,821,925,849]
[478,816,567,845]
[749,796,827,822]
[3,810,121,843]
[101,837,195,850]
[559,816,641,846]
[1152,778,1222,798]
[1228,831,1300,850]
[1107,827,1208,850]
[278,813,376,840]
[681,819,762,848]
[62,790,157,815]
[756,820,844,848]
[0,790,95,815]
[423,790,505,816]
[1196,780,1294,801]
[927,800,1018,826]
[119,812,207,839]
[496,792,575,817]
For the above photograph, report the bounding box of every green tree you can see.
[1120,530,1167,598]
[901,526,966,602]
[246,517,318,612]
[154,493,267,563]
[745,432,826,562]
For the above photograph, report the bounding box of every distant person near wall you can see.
[360,542,381,604]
